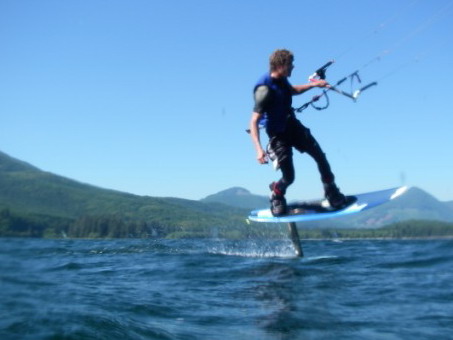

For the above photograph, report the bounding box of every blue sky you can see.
[1,0,453,202]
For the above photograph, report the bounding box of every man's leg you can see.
[293,125,346,208]
[268,136,294,216]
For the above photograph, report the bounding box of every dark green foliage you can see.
[0,151,248,238]
[0,208,72,238]
[380,220,453,238]
[297,220,453,239]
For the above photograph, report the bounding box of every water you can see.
[1,237,452,340]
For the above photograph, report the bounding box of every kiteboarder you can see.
[249,49,346,216]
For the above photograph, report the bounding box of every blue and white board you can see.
[248,186,408,223]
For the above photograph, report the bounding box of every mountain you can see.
[201,187,268,210]
[339,187,453,228]
[202,185,453,228]
[0,151,248,237]
[2,149,453,239]
[445,201,453,210]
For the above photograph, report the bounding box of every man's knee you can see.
[282,172,295,187]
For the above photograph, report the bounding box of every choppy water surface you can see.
[1,237,452,339]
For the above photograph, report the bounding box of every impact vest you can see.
[254,73,294,135]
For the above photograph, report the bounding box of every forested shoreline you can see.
[1,208,453,240]
[3,151,453,240]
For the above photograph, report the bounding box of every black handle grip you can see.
[315,60,334,79]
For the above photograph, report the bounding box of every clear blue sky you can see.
[1,0,453,202]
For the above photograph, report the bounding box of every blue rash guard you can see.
[254,73,294,135]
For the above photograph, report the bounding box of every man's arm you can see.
[249,111,267,164]
[250,85,270,164]
[291,79,329,95]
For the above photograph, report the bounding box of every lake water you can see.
[1,237,452,339]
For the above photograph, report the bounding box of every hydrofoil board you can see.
[248,186,408,223]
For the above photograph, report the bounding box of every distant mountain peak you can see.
[201,187,267,210]
[214,187,251,196]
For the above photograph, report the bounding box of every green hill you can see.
[0,151,248,238]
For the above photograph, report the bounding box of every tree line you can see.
[1,208,453,239]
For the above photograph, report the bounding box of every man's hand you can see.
[292,80,331,94]
[311,79,330,88]
[257,149,268,164]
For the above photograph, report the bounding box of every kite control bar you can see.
[295,60,378,112]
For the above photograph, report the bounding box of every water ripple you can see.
[1,238,452,339]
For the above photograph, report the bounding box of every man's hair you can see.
[269,49,294,72]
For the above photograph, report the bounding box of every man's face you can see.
[279,61,294,77]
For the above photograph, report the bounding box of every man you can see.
[249,49,346,216]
